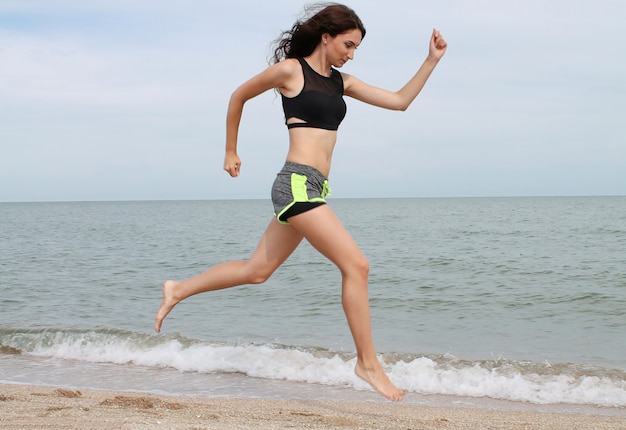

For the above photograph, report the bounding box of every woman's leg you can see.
[155,218,303,332]
[288,205,406,401]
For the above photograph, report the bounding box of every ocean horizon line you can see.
[2,194,625,204]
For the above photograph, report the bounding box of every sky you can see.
[1,0,624,202]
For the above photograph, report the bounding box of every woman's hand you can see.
[429,28,447,60]
[224,152,241,177]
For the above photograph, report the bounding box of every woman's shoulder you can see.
[253,58,303,95]
[339,71,357,89]
[275,57,301,74]
[263,58,302,83]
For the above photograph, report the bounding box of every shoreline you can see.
[1,383,624,430]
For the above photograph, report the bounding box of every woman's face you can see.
[325,28,362,68]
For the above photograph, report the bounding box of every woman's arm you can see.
[224,59,300,177]
[343,29,447,111]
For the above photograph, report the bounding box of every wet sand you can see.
[1,383,624,429]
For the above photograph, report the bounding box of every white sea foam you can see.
[392,357,626,406]
[3,328,625,408]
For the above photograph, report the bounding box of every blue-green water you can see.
[1,197,625,409]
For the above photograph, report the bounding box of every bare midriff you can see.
[285,126,337,178]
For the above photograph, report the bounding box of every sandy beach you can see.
[0,384,624,430]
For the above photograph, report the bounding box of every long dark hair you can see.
[271,3,366,64]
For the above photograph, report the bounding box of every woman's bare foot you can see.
[154,280,179,332]
[355,360,406,401]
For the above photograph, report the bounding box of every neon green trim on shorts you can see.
[275,173,328,224]
[291,173,310,201]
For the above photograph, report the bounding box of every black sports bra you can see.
[281,57,346,131]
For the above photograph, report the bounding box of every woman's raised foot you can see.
[154,280,179,333]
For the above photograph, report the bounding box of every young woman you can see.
[155,3,447,401]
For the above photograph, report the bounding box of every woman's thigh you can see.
[287,205,367,272]
[245,217,304,281]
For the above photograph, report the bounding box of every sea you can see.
[1,197,625,415]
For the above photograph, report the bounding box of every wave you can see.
[1,327,625,407]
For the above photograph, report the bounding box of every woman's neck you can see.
[305,49,332,77]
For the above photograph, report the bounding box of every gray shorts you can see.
[271,162,331,224]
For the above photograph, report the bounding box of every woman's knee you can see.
[246,271,271,285]
[242,263,274,285]
[342,255,370,281]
